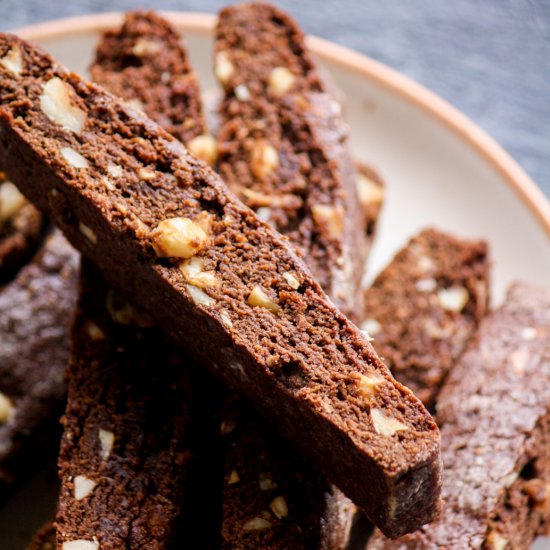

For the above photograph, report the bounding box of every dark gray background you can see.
[1,0,549,196]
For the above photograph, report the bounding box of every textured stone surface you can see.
[0,0,548,196]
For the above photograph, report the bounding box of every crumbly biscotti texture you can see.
[215,5,372,547]
[27,523,56,550]
[57,261,194,549]
[220,395,354,549]
[0,34,441,536]
[0,230,76,494]
[0,174,46,284]
[216,3,368,319]
[58,12,219,548]
[368,282,550,549]
[90,10,206,146]
[362,228,489,408]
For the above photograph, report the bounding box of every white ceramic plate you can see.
[1,11,549,548]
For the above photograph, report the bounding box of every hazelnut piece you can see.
[268,67,295,96]
[39,77,86,134]
[371,408,408,436]
[250,141,279,180]
[0,46,23,76]
[187,134,218,166]
[152,217,208,259]
[248,286,280,313]
[0,182,26,224]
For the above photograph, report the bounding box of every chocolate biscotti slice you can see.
[91,10,209,152]
[0,34,440,535]
[368,282,550,549]
[56,261,195,548]
[220,394,355,549]
[216,3,368,319]
[362,228,489,408]
[0,173,46,284]
[0,230,77,495]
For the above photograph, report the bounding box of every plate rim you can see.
[9,10,550,241]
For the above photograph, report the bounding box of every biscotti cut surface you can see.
[216,3,368,319]
[215,5,370,547]
[368,282,550,549]
[220,395,355,549]
[0,230,76,494]
[58,17,211,546]
[91,10,207,147]
[0,173,46,283]
[0,34,440,536]
[362,228,489,408]
[56,261,194,548]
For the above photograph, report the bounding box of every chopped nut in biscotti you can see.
[73,475,97,501]
[132,38,161,57]
[357,171,383,213]
[248,286,280,313]
[259,471,277,491]
[85,320,106,341]
[270,495,289,518]
[0,181,26,224]
[39,77,86,134]
[152,217,208,259]
[282,271,300,290]
[250,140,279,180]
[0,392,14,424]
[62,540,99,550]
[179,257,219,288]
[215,52,234,86]
[105,289,154,327]
[437,286,469,312]
[353,373,385,400]
[228,469,240,485]
[311,204,344,238]
[371,409,408,436]
[0,46,23,76]
[78,223,97,244]
[61,147,89,169]
[486,530,509,550]
[268,67,295,96]
[98,428,114,461]
[234,83,250,101]
[187,133,218,166]
[243,517,272,531]
[186,284,216,307]
[521,326,538,340]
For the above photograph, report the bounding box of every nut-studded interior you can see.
[368,282,550,548]
[363,228,490,409]
[215,3,368,318]
[57,262,194,548]
[0,34,440,535]
[91,10,207,146]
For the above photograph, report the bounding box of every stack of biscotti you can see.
[0,29,442,540]
[368,282,550,549]
[214,5,377,548]
[0,230,77,495]
[56,11,223,548]
[0,173,46,284]
[216,3,369,319]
